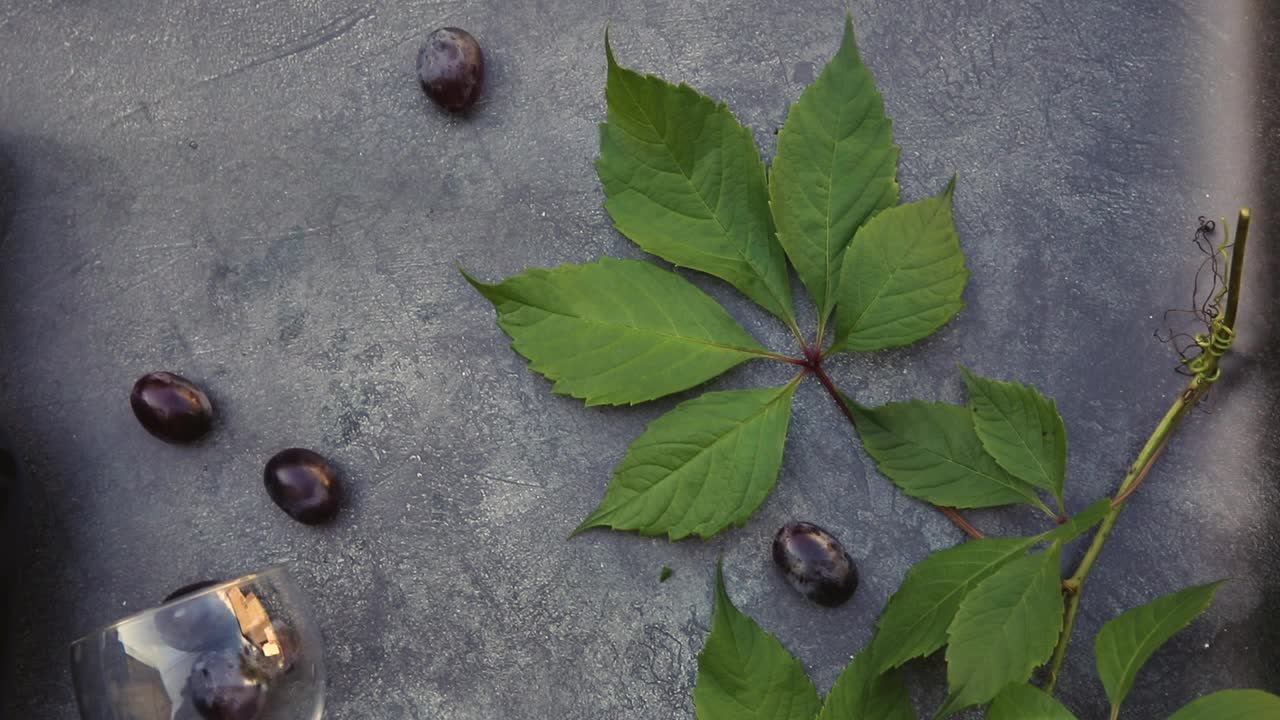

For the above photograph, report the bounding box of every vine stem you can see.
[808,360,986,540]
[757,349,810,366]
[1045,208,1251,694]
[939,506,986,540]
[788,315,814,354]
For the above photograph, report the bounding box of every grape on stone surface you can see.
[263,448,343,525]
[130,371,214,443]
[417,27,485,112]
[771,522,859,607]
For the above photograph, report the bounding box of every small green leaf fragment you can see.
[868,536,1036,674]
[1094,581,1226,715]
[694,562,822,720]
[597,35,795,324]
[817,649,915,720]
[850,399,1049,511]
[1167,689,1280,720]
[937,546,1065,717]
[464,258,765,406]
[575,381,798,540]
[832,178,968,352]
[961,367,1068,508]
[659,566,674,583]
[770,14,900,322]
[986,684,1078,719]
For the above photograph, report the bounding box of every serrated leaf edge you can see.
[936,545,1065,718]
[850,398,1052,513]
[571,377,800,540]
[960,365,1067,509]
[598,34,796,325]
[869,536,1038,674]
[1094,580,1227,713]
[769,13,901,323]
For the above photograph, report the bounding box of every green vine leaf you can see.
[937,545,1065,717]
[596,35,795,326]
[817,650,915,720]
[464,258,767,406]
[574,379,800,540]
[694,562,821,720]
[868,536,1037,674]
[769,14,899,324]
[985,684,1078,719]
[961,367,1068,510]
[832,178,968,352]
[866,499,1106,677]
[1167,690,1280,720]
[849,399,1052,513]
[1094,580,1226,717]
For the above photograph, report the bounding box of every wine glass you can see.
[70,567,325,719]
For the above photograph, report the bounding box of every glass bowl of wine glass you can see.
[70,567,324,720]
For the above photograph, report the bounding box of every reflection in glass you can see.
[70,567,324,720]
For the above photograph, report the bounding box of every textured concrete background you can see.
[1,0,1278,717]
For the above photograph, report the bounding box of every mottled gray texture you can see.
[1,0,1277,718]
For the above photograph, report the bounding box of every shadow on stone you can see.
[0,145,13,248]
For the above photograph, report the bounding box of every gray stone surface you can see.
[1,0,1278,717]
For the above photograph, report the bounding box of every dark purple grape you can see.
[772,522,858,607]
[417,27,485,112]
[130,371,213,443]
[155,583,240,653]
[263,448,342,525]
[186,650,267,720]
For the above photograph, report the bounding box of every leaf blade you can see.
[850,399,1050,512]
[597,37,795,324]
[694,562,822,720]
[1094,581,1226,715]
[985,684,1078,720]
[869,536,1038,674]
[818,650,915,720]
[575,381,799,540]
[1167,690,1280,720]
[464,258,765,406]
[769,15,899,321]
[833,178,969,351]
[938,546,1065,717]
[961,367,1068,508]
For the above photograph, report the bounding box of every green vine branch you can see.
[470,15,1275,716]
[1045,208,1252,694]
